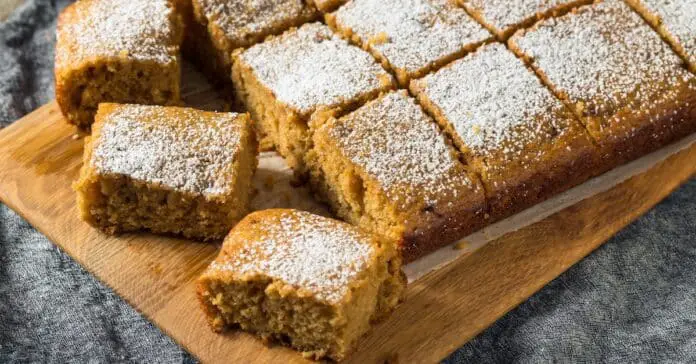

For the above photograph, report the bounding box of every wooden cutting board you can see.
[1,96,695,362]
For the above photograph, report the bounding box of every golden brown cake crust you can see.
[55,0,184,129]
[232,22,395,175]
[410,43,602,222]
[508,0,696,169]
[307,91,487,262]
[197,209,405,361]
[187,0,319,83]
[74,104,258,240]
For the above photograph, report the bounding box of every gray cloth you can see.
[1,1,694,363]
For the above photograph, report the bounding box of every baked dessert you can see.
[307,0,346,12]
[187,0,319,83]
[509,0,696,168]
[55,0,184,130]
[306,91,487,262]
[326,0,491,87]
[459,0,592,40]
[74,104,257,240]
[410,43,599,221]
[232,22,395,174]
[197,209,406,361]
[625,0,696,73]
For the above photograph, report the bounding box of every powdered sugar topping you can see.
[326,91,474,206]
[463,0,582,35]
[240,22,392,115]
[197,0,317,48]
[92,105,244,196]
[56,0,179,67]
[334,0,489,76]
[210,210,376,303]
[415,43,564,159]
[511,0,692,113]
[637,0,696,66]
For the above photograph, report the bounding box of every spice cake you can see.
[411,43,600,220]
[74,104,257,240]
[459,0,592,40]
[187,0,319,83]
[197,209,406,361]
[232,22,395,174]
[55,0,184,130]
[509,0,696,168]
[326,0,491,86]
[625,0,696,73]
[306,91,487,262]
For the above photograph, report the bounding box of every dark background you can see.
[1,1,695,362]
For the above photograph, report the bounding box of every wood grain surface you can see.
[1,101,694,363]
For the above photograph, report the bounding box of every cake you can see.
[459,0,592,40]
[326,0,491,87]
[232,22,395,174]
[55,0,184,130]
[509,0,696,168]
[625,0,696,73]
[197,209,406,361]
[308,0,347,12]
[74,104,257,240]
[410,43,600,220]
[187,0,319,83]
[306,91,487,262]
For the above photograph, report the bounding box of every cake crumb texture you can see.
[307,91,487,262]
[197,209,405,361]
[55,0,183,129]
[75,104,258,240]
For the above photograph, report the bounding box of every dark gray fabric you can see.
[0,1,694,363]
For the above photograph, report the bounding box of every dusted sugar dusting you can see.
[55,0,178,67]
[462,0,585,34]
[239,22,391,115]
[209,210,375,303]
[414,43,564,159]
[511,0,692,115]
[328,91,474,204]
[629,0,696,68]
[92,105,243,196]
[332,0,489,76]
[195,0,317,47]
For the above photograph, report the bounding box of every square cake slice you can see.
[187,0,319,83]
[509,0,696,168]
[326,0,491,86]
[55,0,184,130]
[74,104,257,240]
[197,209,406,361]
[306,91,487,262]
[411,43,600,220]
[232,22,395,175]
[459,0,591,40]
[625,0,696,73]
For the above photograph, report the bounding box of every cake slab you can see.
[1,103,695,363]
